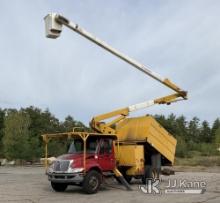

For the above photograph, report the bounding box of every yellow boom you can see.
[44,13,188,134]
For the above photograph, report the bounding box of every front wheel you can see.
[82,170,102,194]
[51,182,68,192]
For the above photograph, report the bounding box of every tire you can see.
[82,170,102,194]
[51,182,68,192]
[141,165,160,184]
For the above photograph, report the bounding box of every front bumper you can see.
[47,172,84,184]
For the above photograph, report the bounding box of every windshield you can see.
[68,137,99,154]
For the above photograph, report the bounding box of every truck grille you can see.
[53,160,70,172]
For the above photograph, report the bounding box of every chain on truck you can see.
[42,13,188,194]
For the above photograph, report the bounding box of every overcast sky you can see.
[0,0,219,125]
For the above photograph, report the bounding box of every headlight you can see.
[67,167,84,173]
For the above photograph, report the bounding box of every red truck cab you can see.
[46,134,116,194]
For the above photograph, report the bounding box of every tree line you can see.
[0,106,220,161]
[154,114,220,157]
[0,106,88,161]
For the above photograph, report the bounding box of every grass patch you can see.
[175,156,220,167]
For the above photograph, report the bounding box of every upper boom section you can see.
[44,13,187,99]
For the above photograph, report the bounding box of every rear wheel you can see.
[51,182,68,192]
[141,165,160,184]
[82,170,102,194]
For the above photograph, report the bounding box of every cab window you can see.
[100,139,112,154]
[68,137,99,154]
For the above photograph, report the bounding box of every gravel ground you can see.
[0,166,220,203]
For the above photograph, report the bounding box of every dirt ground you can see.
[0,166,220,203]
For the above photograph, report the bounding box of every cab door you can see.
[97,139,115,171]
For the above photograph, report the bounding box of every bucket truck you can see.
[42,13,188,194]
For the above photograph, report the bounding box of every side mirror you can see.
[44,13,62,38]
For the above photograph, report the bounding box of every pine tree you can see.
[187,117,200,143]
[200,120,212,143]
[175,115,188,141]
